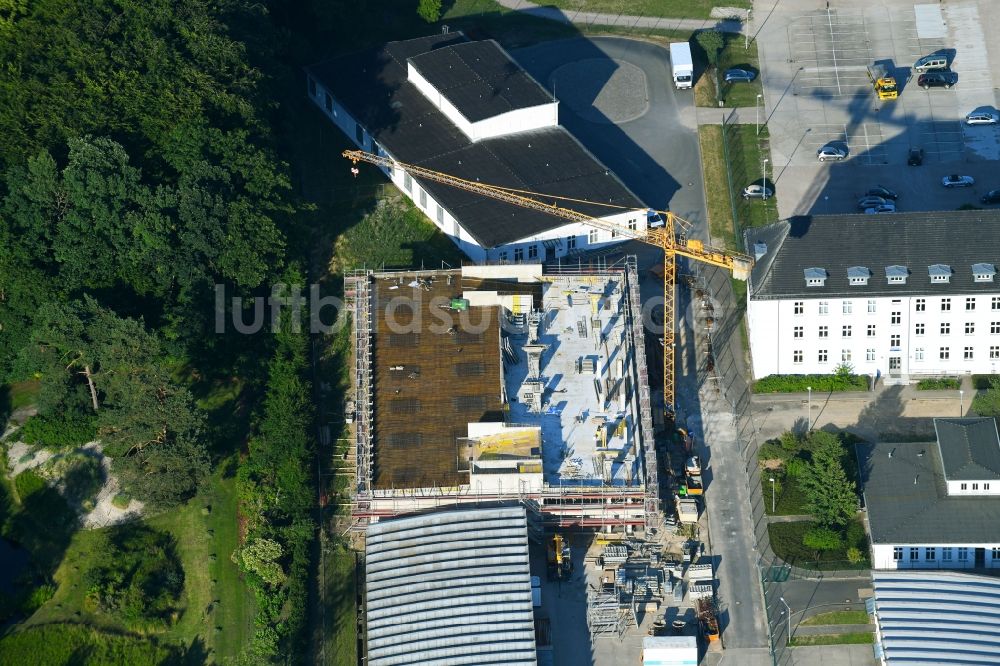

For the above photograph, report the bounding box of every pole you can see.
[959,389,964,416]
[769,477,775,512]
[762,158,769,190]
[745,9,751,50]
[780,596,791,644]
[756,94,762,136]
[806,386,812,431]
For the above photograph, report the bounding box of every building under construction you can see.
[346,259,660,534]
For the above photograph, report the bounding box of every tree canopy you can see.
[799,432,858,528]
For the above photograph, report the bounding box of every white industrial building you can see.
[745,212,1000,383]
[860,418,1000,570]
[305,34,656,263]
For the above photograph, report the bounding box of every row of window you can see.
[792,346,1000,364]
[959,482,991,491]
[892,546,1000,561]
[795,322,1000,338]
[794,297,1000,315]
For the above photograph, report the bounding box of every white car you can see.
[966,110,999,125]
[865,203,896,214]
[817,145,847,162]
[742,183,774,199]
[942,174,975,188]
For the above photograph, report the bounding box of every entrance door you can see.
[545,245,555,262]
[889,357,901,370]
[976,547,986,567]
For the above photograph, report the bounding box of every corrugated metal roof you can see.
[365,507,537,666]
[873,570,1000,664]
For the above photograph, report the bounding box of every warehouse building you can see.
[306,33,655,263]
[346,260,659,534]
[745,211,1000,382]
[870,569,1000,665]
[364,506,538,666]
[860,417,1000,570]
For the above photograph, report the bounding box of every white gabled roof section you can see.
[365,506,537,666]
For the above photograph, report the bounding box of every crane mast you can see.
[343,149,752,413]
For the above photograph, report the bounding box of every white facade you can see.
[407,62,559,142]
[307,76,646,264]
[748,292,1000,379]
[872,543,1000,570]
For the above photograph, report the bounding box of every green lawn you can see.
[768,520,869,570]
[761,471,809,516]
[522,0,749,20]
[325,545,358,666]
[698,125,737,250]
[694,32,762,108]
[0,624,180,665]
[23,472,253,659]
[802,610,871,626]
[789,631,874,647]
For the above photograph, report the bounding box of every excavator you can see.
[546,534,572,581]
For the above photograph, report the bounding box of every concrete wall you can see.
[748,292,1000,379]
[872,543,1000,569]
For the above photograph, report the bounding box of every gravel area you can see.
[551,58,649,124]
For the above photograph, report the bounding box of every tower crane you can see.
[343,149,752,414]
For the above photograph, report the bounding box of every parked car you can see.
[981,189,1000,205]
[857,195,888,210]
[942,174,975,188]
[866,185,898,200]
[914,54,948,72]
[907,147,924,166]
[918,71,958,89]
[742,183,773,199]
[865,203,896,214]
[724,68,756,83]
[817,145,847,162]
[966,110,999,125]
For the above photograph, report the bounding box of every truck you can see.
[675,496,699,524]
[669,43,693,90]
[867,62,898,100]
[641,636,697,666]
[546,534,572,581]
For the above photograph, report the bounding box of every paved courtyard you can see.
[752,0,1000,217]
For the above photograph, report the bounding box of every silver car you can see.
[942,174,975,188]
[817,145,847,162]
[742,183,773,199]
[857,195,887,210]
[865,203,896,214]
[966,110,999,125]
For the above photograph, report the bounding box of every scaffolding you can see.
[349,271,375,501]
[587,586,631,642]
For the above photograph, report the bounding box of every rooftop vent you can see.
[929,264,952,283]
[885,265,908,284]
[973,263,996,283]
[848,266,871,286]
[754,241,768,261]
[804,267,828,287]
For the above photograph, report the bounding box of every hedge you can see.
[915,377,961,390]
[972,375,1000,390]
[753,374,869,393]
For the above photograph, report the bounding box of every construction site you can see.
[344,259,660,535]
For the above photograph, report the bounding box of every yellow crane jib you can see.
[342,149,754,415]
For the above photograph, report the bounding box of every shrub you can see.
[846,547,865,564]
[784,457,807,479]
[14,469,46,500]
[803,526,842,553]
[972,375,1000,390]
[916,377,961,390]
[111,493,131,510]
[753,374,868,393]
[19,412,97,448]
[758,439,792,462]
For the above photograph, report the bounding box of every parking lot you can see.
[756,0,1000,216]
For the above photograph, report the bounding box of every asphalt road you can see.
[512,36,708,226]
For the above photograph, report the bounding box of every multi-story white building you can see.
[305,34,656,263]
[746,212,1000,383]
[861,418,1000,570]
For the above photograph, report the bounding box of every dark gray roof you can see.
[873,570,1000,665]
[746,211,1000,299]
[934,418,1000,481]
[365,506,536,666]
[860,433,1000,544]
[306,34,644,249]
[407,40,554,122]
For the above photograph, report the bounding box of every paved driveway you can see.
[513,37,708,227]
[752,0,1000,217]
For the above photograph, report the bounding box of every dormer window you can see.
[973,263,996,283]
[804,267,827,287]
[885,265,908,284]
[848,266,870,286]
[929,264,952,284]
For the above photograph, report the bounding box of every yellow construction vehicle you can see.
[867,63,898,100]
[546,534,572,580]
[343,150,753,415]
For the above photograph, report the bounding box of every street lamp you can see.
[762,158,769,191]
[780,596,792,644]
[769,477,776,513]
[959,389,964,416]
[806,386,812,430]
[745,9,751,50]
[756,93,763,137]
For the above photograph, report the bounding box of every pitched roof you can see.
[860,427,1000,544]
[306,34,644,249]
[872,570,1000,665]
[365,506,537,666]
[407,40,554,122]
[934,417,1000,481]
[746,211,1000,299]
